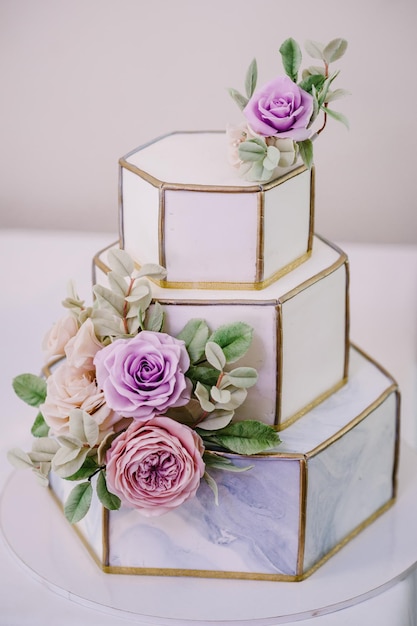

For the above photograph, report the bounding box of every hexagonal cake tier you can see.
[119,131,314,288]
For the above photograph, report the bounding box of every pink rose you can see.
[105,416,205,516]
[243,75,313,140]
[40,361,126,438]
[94,331,192,420]
[42,315,79,361]
[65,318,103,371]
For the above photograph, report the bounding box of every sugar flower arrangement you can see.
[228,37,348,182]
[9,249,280,522]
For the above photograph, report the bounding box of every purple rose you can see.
[94,331,191,420]
[243,75,313,140]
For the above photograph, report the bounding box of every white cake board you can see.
[1,443,417,626]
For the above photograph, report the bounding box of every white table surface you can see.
[1,229,417,626]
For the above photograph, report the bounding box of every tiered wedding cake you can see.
[9,38,400,581]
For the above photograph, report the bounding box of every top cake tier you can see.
[119,131,314,289]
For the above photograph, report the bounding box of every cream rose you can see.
[42,315,79,361]
[40,361,126,438]
[65,318,103,371]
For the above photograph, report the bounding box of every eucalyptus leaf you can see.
[196,410,234,431]
[324,88,350,103]
[31,412,50,437]
[203,471,219,505]
[210,386,231,405]
[69,409,99,448]
[279,37,302,83]
[125,282,151,301]
[238,138,266,162]
[93,284,125,317]
[12,374,47,407]
[304,39,325,60]
[7,448,34,470]
[324,106,350,129]
[209,322,253,363]
[226,367,258,389]
[107,248,134,277]
[31,437,60,456]
[52,446,89,478]
[205,341,226,371]
[107,271,128,297]
[263,145,280,171]
[134,263,167,280]
[245,58,258,98]
[144,301,164,332]
[64,481,93,523]
[194,382,215,413]
[323,38,348,64]
[317,71,339,107]
[97,470,121,510]
[177,319,210,364]
[212,387,247,411]
[228,87,248,111]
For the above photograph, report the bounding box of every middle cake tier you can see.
[94,235,349,429]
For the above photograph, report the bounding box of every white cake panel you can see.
[263,169,312,279]
[93,236,348,428]
[47,346,399,580]
[279,264,348,425]
[163,189,259,283]
[121,168,160,265]
[119,132,313,287]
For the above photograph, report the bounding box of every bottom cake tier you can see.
[49,345,399,581]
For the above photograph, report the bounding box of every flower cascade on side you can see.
[8,249,280,522]
[228,37,348,182]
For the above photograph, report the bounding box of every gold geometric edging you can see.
[118,130,315,290]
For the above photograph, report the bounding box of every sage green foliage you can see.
[64,481,93,524]
[97,470,121,510]
[229,36,348,175]
[12,373,46,407]
[198,420,281,455]
[30,413,50,437]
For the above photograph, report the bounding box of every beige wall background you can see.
[1,0,416,243]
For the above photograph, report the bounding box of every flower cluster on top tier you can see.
[9,249,280,521]
[228,37,348,182]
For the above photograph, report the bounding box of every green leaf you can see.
[134,263,167,280]
[29,436,59,462]
[324,106,350,129]
[226,367,258,389]
[187,365,220,388]
[228,87,248,111]
[197,410,234,431]
[64,481,93,523]
[209,322,253,363]
[107,271,128,297]
[210,386,231,404]
[304,39,325,60]
[298,139,314,169]
[12,374,47,407]
[69,409,99,448]
[324,88,350,103]
[107,248,134,277]
[205,341,226,371]
[263,145,280,171]
[96,470,121,510]
[204,452,253,473]
[279,37,302,83]
[203,471,219,505]
[298,73,326,94]
[245,58,258,98]
[317,71,339,107]
[144,301,164,332]
[199,420,281,455]
[323,38,348,64]
[65,456,100,481]
[31,412,50,437]
[177,319,210,364]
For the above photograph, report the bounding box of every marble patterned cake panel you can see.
[107,456,302,576]
[303,390,398,571]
